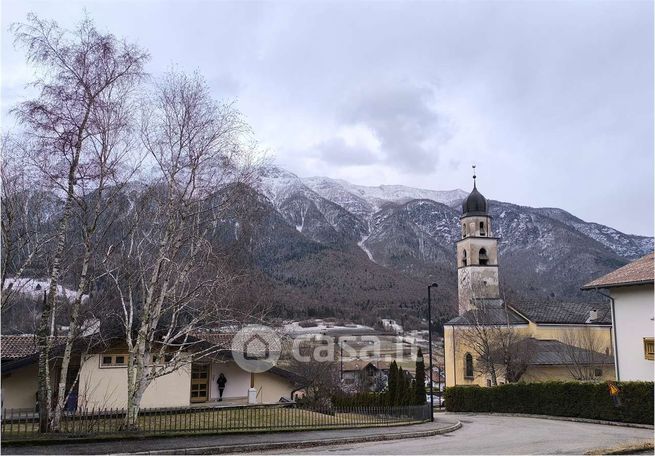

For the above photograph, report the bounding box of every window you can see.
[462,250,467,267]
[644,338,654,361]
[479,221,486,236]
[479,248,489,266]
[465,353,474,378]
[100,354,127,368]
[462,223,467,238]
[594,368,603,377]
[486,379,492,387]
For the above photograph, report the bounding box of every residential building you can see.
[341,360,392,391]
[1,334,305,411]
[582,253,654,381]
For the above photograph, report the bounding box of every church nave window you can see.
[464,353,474,378]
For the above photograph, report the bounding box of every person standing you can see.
[217,373,227,401]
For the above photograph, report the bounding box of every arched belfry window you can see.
[479,248,489,266]
[465,353,474,378]
[479,221,486,236]
[462,249,467,267]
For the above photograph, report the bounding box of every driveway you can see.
[263,414,654,455]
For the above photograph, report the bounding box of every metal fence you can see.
[1,403,431,441]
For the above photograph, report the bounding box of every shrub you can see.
[444,381,653,424]
[332,392,386,407]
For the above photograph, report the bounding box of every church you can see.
[443,171,614,387]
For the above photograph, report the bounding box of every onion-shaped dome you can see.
[462,185,488,216]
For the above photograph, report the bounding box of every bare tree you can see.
[558,327,610,381]
[50,77,147,430]
[458,295,533,385]
[0,134,55,312]
[288,356,341,407]
[103,69,259,428]
[11,13,148,431]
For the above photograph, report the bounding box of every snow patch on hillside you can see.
[3,277,88,302]
[358,234,376,263]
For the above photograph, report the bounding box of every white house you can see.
[1,333,305,411]
[583,253,654,381]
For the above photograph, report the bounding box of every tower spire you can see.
[472,164,477,188]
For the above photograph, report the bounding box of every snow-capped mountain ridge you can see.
[303,175,467,214]
[257,165,652,303]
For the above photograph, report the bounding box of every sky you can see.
[2,0,653,236]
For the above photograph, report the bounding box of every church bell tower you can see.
[457,166,500,315]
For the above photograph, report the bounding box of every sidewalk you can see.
[2,419,461,455]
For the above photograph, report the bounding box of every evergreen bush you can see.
[444,381,653,424]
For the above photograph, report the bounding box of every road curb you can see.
[132,421,463,455]
[585,440,655,455]
[449,412,653,429]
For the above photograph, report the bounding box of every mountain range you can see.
[4,165,652,333]
[246,166,652,327]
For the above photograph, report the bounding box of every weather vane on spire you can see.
[472,164,477,187]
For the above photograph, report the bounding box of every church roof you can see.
[582,252,654,290]
[446,306,528,326]
[509,301,611,325]
[520,339,614,366]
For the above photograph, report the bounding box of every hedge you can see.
[444,381,654,425]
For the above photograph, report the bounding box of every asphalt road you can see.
[263,414,654,455]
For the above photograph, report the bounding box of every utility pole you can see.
[340,339,344,380]
[427,283,438,421]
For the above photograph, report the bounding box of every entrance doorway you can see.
[190,363,209,402]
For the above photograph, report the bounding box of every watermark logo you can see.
[231,325,281,373]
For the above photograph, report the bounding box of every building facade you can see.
[583,253,654,381]
[1,335,304,411]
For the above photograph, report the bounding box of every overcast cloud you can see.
[2,0,653,236]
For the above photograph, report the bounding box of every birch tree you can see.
[11,13,147,431]
[103,70,259,428]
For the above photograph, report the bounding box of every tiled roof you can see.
[341,360,394,372]
[522,339,614,366]
[446,307,528,326]
[268,366,306,385]
[1,335,67,360]
[191,332,235,349]
[509,301,611,325]
[582,253,654,289]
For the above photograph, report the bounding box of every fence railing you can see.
[1,403,431,441]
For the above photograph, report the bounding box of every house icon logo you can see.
[244,334,270,360]
[232,325,281,373]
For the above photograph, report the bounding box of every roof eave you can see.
[581,279,654,291]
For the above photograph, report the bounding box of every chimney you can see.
[588,309,598,322]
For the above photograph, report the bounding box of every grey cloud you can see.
[338,83,450,173]
[2,1,653,235]
[315,137,378,166]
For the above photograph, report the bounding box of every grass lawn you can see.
[2,406,419,441]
